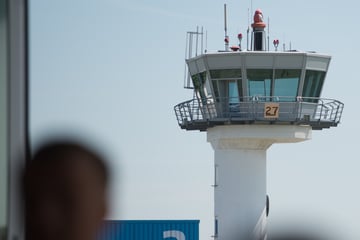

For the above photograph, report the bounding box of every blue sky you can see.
[29,0,359,239]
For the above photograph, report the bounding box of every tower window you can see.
[302,70,325,102]
[247,69,272,99]
[273,69,301,101]
[191,72,207,101]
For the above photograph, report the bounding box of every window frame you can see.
[3,1,29,240]
[0,1,9,238]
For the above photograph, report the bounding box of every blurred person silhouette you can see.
[22,140,109,240]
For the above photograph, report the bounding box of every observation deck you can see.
[174,96,343,131]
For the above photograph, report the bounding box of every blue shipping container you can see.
[98,220,199,240]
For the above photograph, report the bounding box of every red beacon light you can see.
[273,39,280,51]
[224,37,229,44]
[230,45,240,51]
[252,9,266,29]
[251,9,266,51]
[237,33,243,51]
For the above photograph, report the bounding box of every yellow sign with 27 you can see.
[264,103,279,118]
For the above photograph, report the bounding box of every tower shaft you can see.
[214,148,267,239]
[207,125,312,239]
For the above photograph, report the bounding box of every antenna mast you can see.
[267,17,270,51]
[224,4,229,51]
[250,0,253,17]
[183,27,204,89]
[247,8,250,51]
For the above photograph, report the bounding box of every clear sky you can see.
[29,0,359,239]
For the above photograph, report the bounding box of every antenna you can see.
[283,34,286,51]
[195,26,199,56]
[183,27,204,88]
[224,4,227,36]
[201,26,204,54]
[250,0,253,18]
[247,8,250,51]
[267,17,270,51]
[184,33,190,89]
[205,30,208,53]
[224,4,229,51]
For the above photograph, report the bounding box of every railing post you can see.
[180,106,185,124]
[297,100,301,121]
[335,101,341,123]
[186,102,193,122]
[175,107,180,124]
[318,98,324,121]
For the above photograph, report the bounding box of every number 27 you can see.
[265,106,278,117]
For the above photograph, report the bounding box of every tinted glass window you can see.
[212,80,220,100]
[229,81,239,104]
[192,72,207,100]
[247,69,272,98]
[192,72,206,89]
[274,69,301,101]
[210,69,241,79]
[210,69,242,101]
[302,70,325,102]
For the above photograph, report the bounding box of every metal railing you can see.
[174,96,344,131]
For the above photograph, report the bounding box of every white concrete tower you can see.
[174,9,343,240]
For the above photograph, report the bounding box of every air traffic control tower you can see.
[174,8,344,240]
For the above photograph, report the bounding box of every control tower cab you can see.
[175,51,343,131]
[174,7,343,240]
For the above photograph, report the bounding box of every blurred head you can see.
[23,141,109,240]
